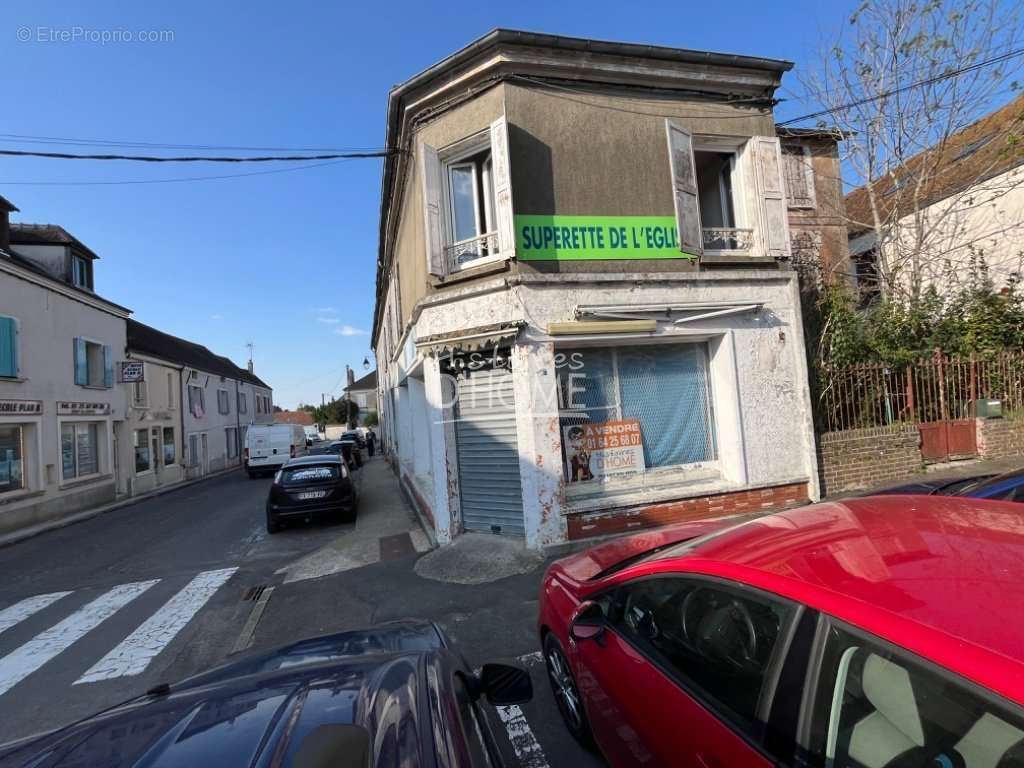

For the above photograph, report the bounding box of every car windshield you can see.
[962,469,1024,497]
[281,465,339,485]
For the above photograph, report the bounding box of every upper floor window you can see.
[0,316,18,378]
[420,117,514,276]
[781,143,816,209]
[167,372,176,409]
[446,148,496,268]
[188,384,205,418]
[132,379,148,407]
[238,392,248,414]
[73,337,113,388]
[217,389,230,415]
[72,256,92,290]
[666,122,789,260]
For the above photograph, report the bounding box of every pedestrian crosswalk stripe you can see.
[0,592,73,637]
[0,580,158,697]
[76,568,238,684]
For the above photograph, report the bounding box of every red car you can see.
[538,496,1024,768]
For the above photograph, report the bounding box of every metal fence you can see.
[818,350,1024,432]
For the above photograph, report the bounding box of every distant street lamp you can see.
[363,356,371,370]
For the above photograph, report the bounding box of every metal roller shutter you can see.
[454,366,524,536]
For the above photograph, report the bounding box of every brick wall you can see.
[977,417,1024,459]
[566,481,809,541]
[818,425,921,495]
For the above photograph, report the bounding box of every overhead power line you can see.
[0,159,353,186]
[0,132,383,153]
[778,47,1024,126]
[0,148,400,162]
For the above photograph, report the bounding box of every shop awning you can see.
[415,321,525,356]
[576,301,764,325]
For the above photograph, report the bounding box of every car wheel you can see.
[266,513,281,534]
[543,633,595,749]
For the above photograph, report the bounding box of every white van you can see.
[245,424,308,477]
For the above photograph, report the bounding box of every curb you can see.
[0,465,243,550]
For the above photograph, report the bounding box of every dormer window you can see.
[72,255,92,290]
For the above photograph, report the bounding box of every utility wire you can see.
[0,148,398,162]
[777,47,1024,126]
[0,133,385,152]
[0,158,353,186]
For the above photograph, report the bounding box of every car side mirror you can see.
[478,663,533,706]
[570,601,606,644]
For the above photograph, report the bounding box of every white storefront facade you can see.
[0,235,129,535]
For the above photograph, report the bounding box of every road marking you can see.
[497,704,550,768]
[0,580,157,697]
[0,592,72,637]
[76,568,237,684]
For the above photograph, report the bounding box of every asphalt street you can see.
[0,457,604,767]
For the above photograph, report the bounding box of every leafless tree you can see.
[800,0,1024,298]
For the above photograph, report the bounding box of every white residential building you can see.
[125,321,273,479]
[0,202,130,535]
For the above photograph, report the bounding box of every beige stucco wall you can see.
[119,356,184,497]
[394,85,508,326]
[0,265,127,535]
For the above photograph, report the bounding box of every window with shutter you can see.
[74,338,88,385]
[781,143,816,209]
[103,345,114,388]
[664,121,703,257]
[754,137,791,260]
[0,317,16,378]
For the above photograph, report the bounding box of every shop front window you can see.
[0,425,24,494]
[557,343,716,486]
[61,422,100,480]
[134,428,151,473]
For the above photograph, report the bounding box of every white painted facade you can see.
[181,369,273,479]
[0,255,129,536]
[853,166,1024,294]
[381,271,819,548]
[117,355,184,497]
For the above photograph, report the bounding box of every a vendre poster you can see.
[564,419,644,482]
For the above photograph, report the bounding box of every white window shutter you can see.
[664,120,703,257]
[490,116,515,258]
[419,141,444,276]
[755,137,791,259]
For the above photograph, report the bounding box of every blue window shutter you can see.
[103,345,114,388]
[0,320,15,376]
[74,338,88,385]
[0,318,15,377]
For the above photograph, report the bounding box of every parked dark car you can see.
[309,438,363,467]
[0,619,532,767]
[869,473,995,496]
[266,454,361,533]
[961,466,1024,502]
[343,429,367,449]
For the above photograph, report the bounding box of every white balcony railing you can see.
[702,227,754,252]
[445,231,499,272]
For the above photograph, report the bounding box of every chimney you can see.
[0,196,18,253]
[247,359,254,374]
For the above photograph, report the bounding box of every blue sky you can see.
[1,0,853,409]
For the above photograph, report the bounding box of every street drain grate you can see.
[243,585,269,602]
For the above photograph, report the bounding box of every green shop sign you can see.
[515,215,694,261]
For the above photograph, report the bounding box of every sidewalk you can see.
[0,465,242,549]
